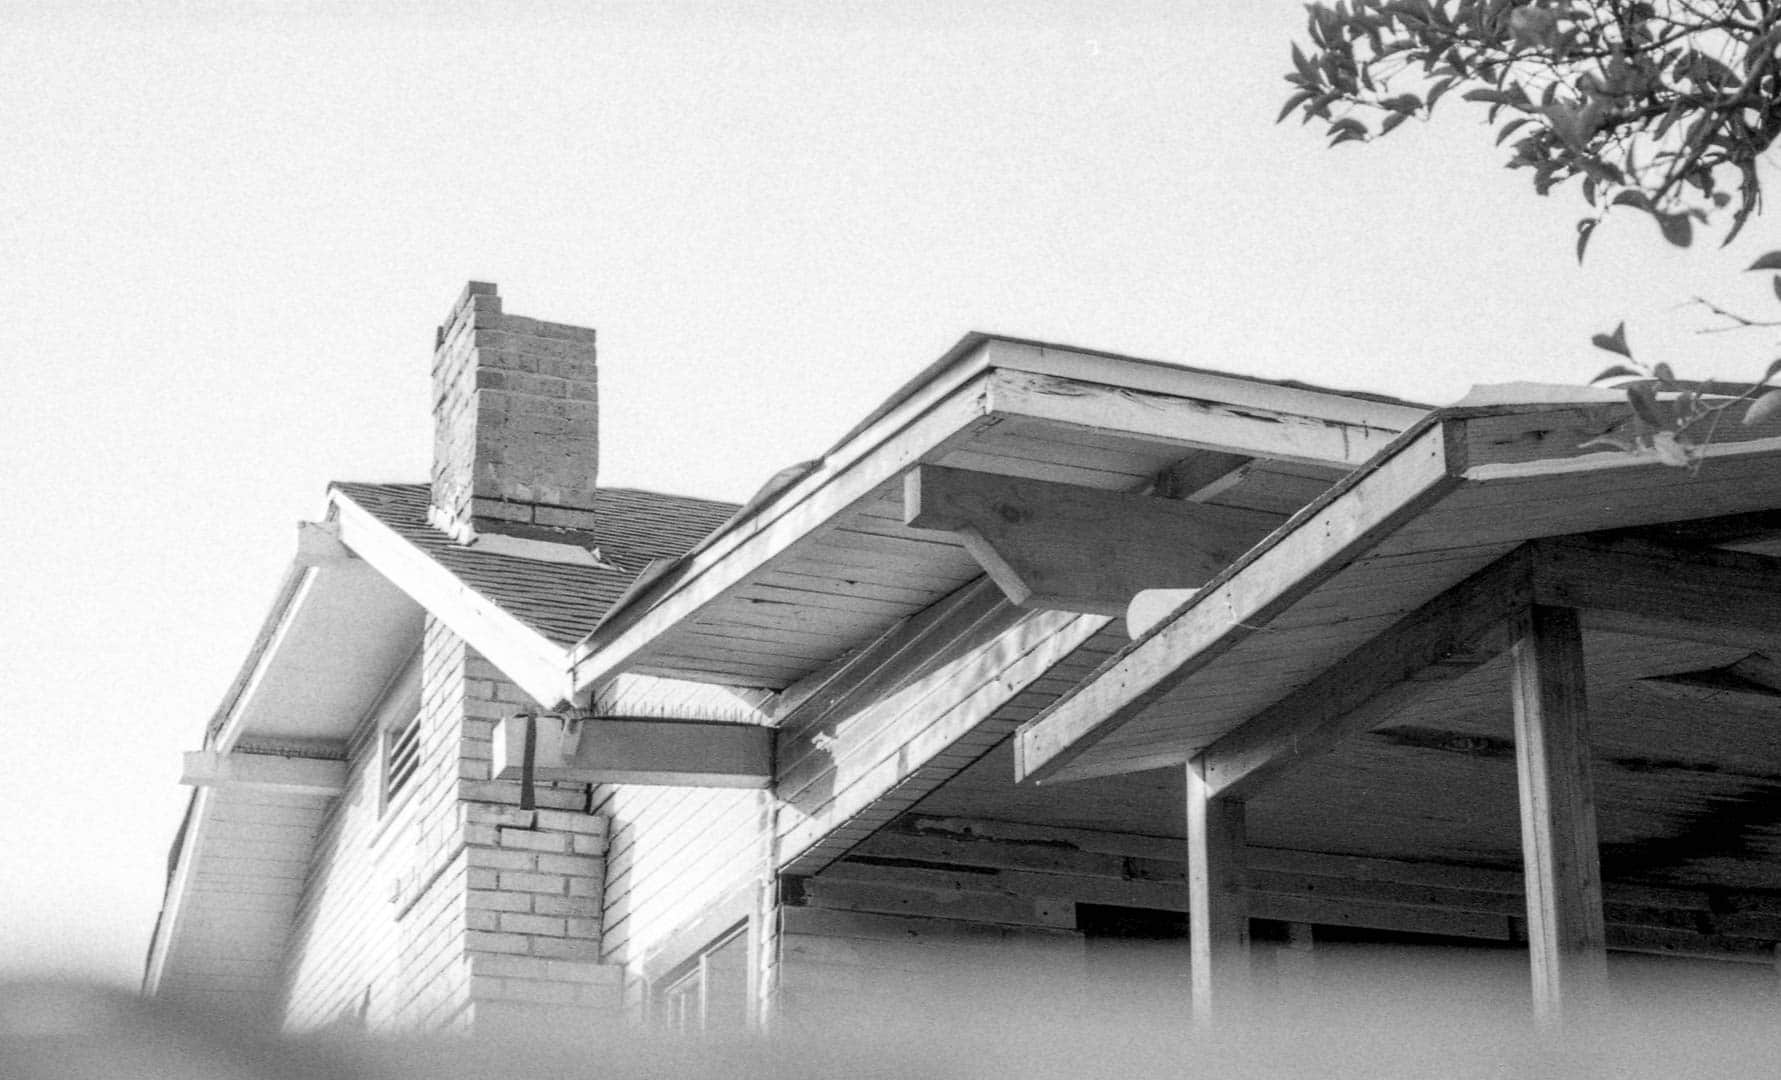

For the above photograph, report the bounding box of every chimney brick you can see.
[430,283,599,541]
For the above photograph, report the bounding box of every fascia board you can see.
[975,338,1429,434]
[142,786,211,995]
[330,491,575,707]
[206,564,313,751]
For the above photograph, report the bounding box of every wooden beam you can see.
[904,465,1281,616]
[1186,763,1247,1027]
[1533,535,1781,639]
[1197,546,1533,799]
[1015,421,1462,784]
[1510,605,1607,1025]
[491,714,773,788]
[180,751,346,796]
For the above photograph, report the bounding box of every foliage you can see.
[1580,252,1781,466]
[1282,0,1781,260]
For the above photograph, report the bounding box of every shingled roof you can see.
[332,482,739,646]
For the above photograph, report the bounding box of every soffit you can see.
[571,336,1427,692]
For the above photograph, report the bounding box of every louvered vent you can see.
[384,711,423,801]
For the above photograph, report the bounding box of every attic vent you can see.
[384,711,423,801]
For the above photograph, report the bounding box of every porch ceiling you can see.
[1016,400,1781,787]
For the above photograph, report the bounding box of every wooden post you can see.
[1186,760,1248,1027]
[1510,604,1607,1025]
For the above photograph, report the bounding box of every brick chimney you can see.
[430,282,600,542]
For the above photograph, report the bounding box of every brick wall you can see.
[279,618,619,1034]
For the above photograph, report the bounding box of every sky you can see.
[2,1,1777,989]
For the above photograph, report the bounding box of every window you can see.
[656,926,749,1034]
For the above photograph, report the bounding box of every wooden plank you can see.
[491,714,772,788]
[1197,546,1534,799]
[1510,604,1607,1025]
[1016,422,1463,784]
[905,465,1282,616]
[180,751,347,796]
[987,366,1409,469]
[1186,763,1247,1026]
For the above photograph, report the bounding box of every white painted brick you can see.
[468,848,535,872]
[498,871,565,894]
[569,833,608,856]
[535,853,601,877]
[530,895,599,918]
[497,913,566,937]
[465,931,530,955]
[497,828,569,853]
[465,804,536,829]
[533,809,608,837]
[466,890,531,913]
[527,938,602,963]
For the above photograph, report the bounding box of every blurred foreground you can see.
[8,951,1781,1080]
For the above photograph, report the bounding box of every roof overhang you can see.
[570,334,1427,694]
[1016,398,1781,785]
[209,519,424,751]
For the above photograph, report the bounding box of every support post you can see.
[1186,760,1248,1027]
[1510,604,1607,1025]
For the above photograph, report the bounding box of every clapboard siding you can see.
[590,673,774,993]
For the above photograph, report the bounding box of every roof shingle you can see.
[333,482,738,647]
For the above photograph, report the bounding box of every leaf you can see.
[1591,322,1632,359]
[1612,190,1654,213]
[1657,212,1693,248]
[1747,252,1781,272]
[1650,430,1692,467]
[1745,389,1781,427]
[1462,88,1515,105]
[1495,117,1533,145]
[1292,42,1319,84]
[1576,217,1597,264]
[1590,363,1641,383]
[1628,384,1668,429]
[1278,90,1316,123]
[1328,116,1369,145]
[1772,276,1781,304]
[1381,112,1411,135]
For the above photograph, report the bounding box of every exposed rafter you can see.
[1197,546,1534,799]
